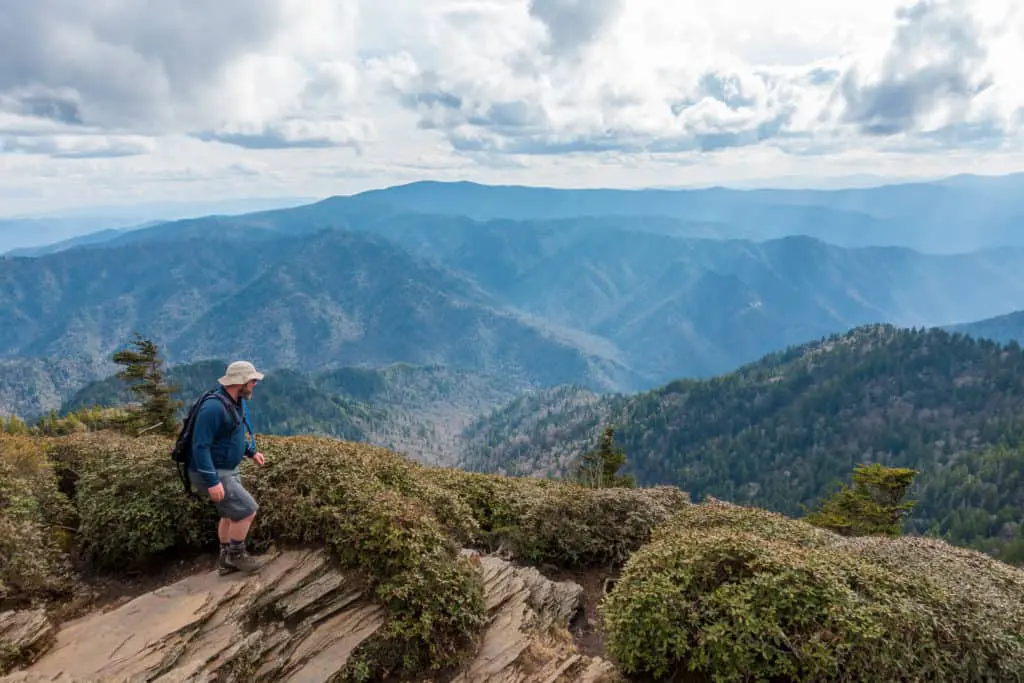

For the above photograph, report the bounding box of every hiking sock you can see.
[220,542,230,554]
[228,539,246,555]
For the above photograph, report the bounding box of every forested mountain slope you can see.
[0,230,633,402]
[459,325,1024,563]
[60,358,530,465]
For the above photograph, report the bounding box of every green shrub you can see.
[602,499,1024,682]
[47,431,691,678]
[842,534,1024,672]
[51,433,218,569]
[0,436,75,606]
[242,436,486,681]
[422,469,690,568]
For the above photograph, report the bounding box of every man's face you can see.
[239,379,258,399]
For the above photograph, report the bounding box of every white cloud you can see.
[0,0,1022,213]
[0,134,155,158]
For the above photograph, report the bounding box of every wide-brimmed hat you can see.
[218,360,265,387]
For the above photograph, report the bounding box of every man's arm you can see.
[190,401,222,489]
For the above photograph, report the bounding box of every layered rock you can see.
[0,549,616,682]
[0,609,54,675]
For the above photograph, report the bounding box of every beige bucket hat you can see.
[218,360,265,387]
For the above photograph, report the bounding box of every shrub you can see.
[0,436,75,606]
[30,431,690,678]
[421,469,689,567]
[842,534,1024,672]
[241,436,486,680]
[602,499,1024,682]
[50,433,218,569]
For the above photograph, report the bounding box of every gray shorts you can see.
[188,468,259,521]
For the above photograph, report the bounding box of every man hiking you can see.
[188,360,266,574]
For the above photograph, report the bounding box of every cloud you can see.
[837,0,998,137]
[1,135,155,158]
[386,0,1022,158]
[1,0,1023,211]
[194,119,374,151]
[527,0,624,55]
[0,1,289,130]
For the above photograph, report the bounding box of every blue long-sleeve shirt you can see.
[188,388,251,488]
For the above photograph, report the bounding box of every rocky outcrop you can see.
[0,609,54,675]
[0,549,617,682]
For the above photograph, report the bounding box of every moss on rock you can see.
[601,499,1024,682]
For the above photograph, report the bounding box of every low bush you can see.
[422,469,690,567]
[0,436,75,607]
[50,433,218,569]
[842,534,1024,673]
[601,499,1024,682]
[245,436,486,680]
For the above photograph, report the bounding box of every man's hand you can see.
[253,452,266,466]
[208,482,225,502]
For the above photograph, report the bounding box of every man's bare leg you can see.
[229,512,255,543]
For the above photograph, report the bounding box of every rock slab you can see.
[0,609,54,674]
[0,549,617,682]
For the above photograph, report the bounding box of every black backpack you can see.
[170,389,242,495]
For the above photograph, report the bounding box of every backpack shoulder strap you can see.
[209,391,242,430]
[178,390,218,439]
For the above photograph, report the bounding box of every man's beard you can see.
[239,385,253,400]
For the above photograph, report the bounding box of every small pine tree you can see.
[1,414,30,435]
[575,425,636,489]
[805,462,919,537]
[112,333,182,437]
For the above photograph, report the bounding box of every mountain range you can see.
[949,309,1024,346]
[8,172,1024,256]
[5,175,1024,422]
[6,170,1024,569]
[0,196,317,255]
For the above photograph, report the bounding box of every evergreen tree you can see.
[1,414,29,434]
[805,463,919,537]
[575,425,636,488]
[112,333,182,437]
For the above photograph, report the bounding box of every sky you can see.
[1,0,1023,215]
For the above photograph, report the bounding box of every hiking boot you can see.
[218,546,239,576]
[224,546,262,573]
